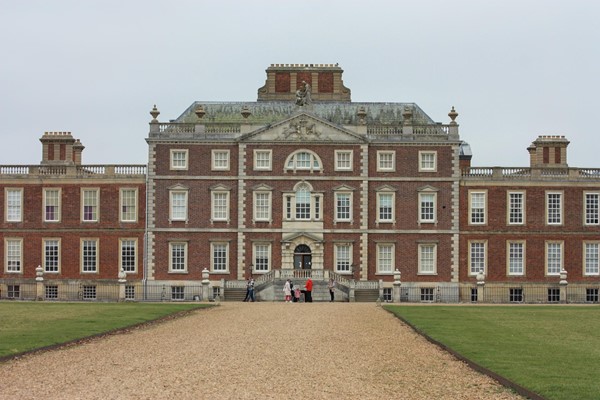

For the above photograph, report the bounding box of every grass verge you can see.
[384,305,600,400]
[0,302,211,359]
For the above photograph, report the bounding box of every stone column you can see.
[35,265,44,301]
[202,268,210,301]
[118,269,127,302]
[476,269,485,303]
[393,269,402,303]
[559,269,568,304]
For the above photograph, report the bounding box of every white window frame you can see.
[468,240,487,276]
[168,242,188,273]
[43,188,61,223]
[376,191,395,224]
[507,191,525,225]
[584,192,599,226]
[119,238,137,273]
[469,190,487,225]
[376,243,395,274]
[43,238,61,273]
[507,240,526,276]
[583,241,599,276]
[418,243,437,275]
[5,188,23,222]
[334,150,353,171]
[119,188,138,222]
[546,191,563,226]
[81,188,99,222]
[377,151,395,172]
[211,190,230,223]
[253,190,272,223]
[285,150,322,172]
[211,149,230,171]
[210,242,229,273]
[253,243,271,273]
[81,238,99,273]
[5,238,22,273]
[334,243,352,274]
[418,191,437,224]
[418,151,437,172]
[334,192,353,223]
[170,149,188,170]
[283,182,322,222]
[254,149,272,171]
[545,241,563,276]
[169,189,188,222]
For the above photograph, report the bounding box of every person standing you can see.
[305,277,313,302]
[248,278,255,302]
[242,277,251,302]
[327,278,335,302]
[283,279,292,303]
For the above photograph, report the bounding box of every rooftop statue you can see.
[295,81,312,106]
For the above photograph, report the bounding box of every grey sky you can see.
[1,0,599,167]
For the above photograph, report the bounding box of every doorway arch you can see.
[294,244,312,269]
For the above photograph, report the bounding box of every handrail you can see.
[0,164,146,177]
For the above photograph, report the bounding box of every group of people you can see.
[283,278,336,302]
[243,276,337,302]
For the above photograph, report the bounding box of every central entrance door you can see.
[293,244,312,269]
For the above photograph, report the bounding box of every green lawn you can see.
[0,302,211,359]
[384,305,600,400]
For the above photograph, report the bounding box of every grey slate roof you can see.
[174,101,437,126]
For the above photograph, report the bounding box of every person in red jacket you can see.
[305,278,313,302]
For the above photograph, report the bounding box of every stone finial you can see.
[195,105,206,119]
[357,106,367,125]
[241,105,251,119]
[393,269,402,285]
[402,106,413,123]
[448,106,458,124]
[150,105,160,123]
[202,268,210,281]
[118,268,127,283]
[476,269,485,286]
[559,269,568,285]
[35,265,44,282]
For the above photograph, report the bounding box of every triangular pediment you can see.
[239,112,368,143]
[281,231,324,244]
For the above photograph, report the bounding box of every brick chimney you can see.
[40,132,84,165]
[527,135,569,168]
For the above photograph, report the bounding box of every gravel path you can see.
[0,303,522,399]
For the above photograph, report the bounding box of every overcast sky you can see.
[1,0,599,167]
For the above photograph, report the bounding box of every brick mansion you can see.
[1,64,598,303]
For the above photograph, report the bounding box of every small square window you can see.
[83,285,96,300]
[509,288,523,303]
[170,150,188,170]
[212,150,230,171]
[335,150,353,171]
[377,151,395,172]
[254,150,272,170]
[7,285,20,299]
[419,151,437,172]
[470,288,478,302]
[125,285,135,300]
[45,285,58,299]
[547,288,560,303]
[420,288,434,302]
[171,286,185,300]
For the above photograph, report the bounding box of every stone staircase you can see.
[223,287,247,302]
[354,289,380,302]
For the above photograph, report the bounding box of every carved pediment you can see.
[239,112,367,143]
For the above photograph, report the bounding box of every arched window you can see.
[285,150,322,172]
[284,182,322,222]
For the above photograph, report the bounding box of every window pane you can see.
[121,189,137,222]
[121,240,136,272]
[470,242,485,274]
[171,243,186,271]
[508,242,524,275]
[336,193,350,220]
[254,244,270,271]
[45,189,60,222]
[45,240,59,272]
[336,245,350,272]
[83,190,98,221]
[378,245,393,273]
[420,245,435,273]
[213,244,227,271]
[6,189,22,221]
[296,187,310,220]
[82,240,97,272]
[586,193,599,225]
[547,243,562,274]
[255,193,270,220]
[379,193,393,221]
[547,193,562,224]
[509,193,524,224]
[585,243,599,275]
[212,192,228,220]
[6,239,22,272]
[420,193,434,222]
[171,192,187,220]
[470,192,485,224]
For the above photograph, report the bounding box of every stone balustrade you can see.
[462,167,600,180]
[0,164,146,177]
